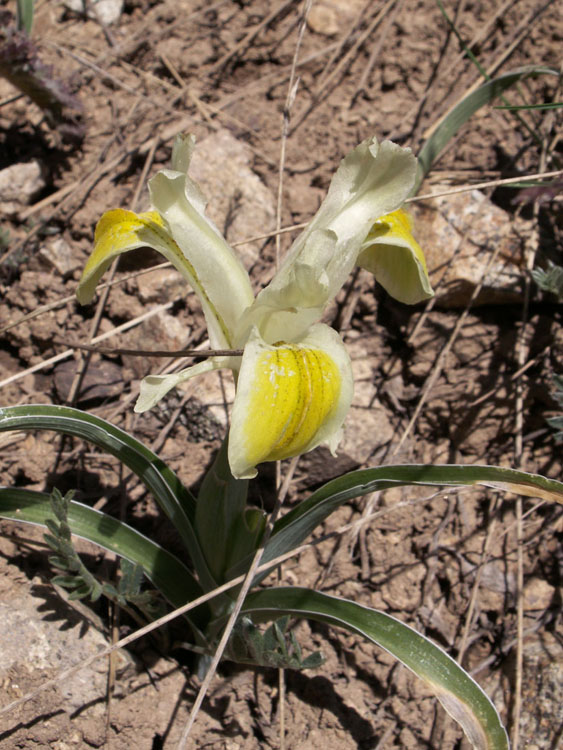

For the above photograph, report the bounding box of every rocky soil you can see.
[0,1,562,748]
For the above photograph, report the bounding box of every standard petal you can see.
[357,209,434,304]
[233,228,336,346]
[135,357,235,413]
[148,134,254,348]
[242,137,418,341]
[76,208,237,348]
[228,325,353,480]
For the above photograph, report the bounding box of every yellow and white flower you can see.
[77,134,433,479]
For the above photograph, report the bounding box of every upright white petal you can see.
[238,138,417,343]
[149,135,254,348]
[135,357,236,413]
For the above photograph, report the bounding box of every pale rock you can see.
[307,5,340,35]
[93,0,123,25]
[411,189,523,307]
[188,130,276,269]
[0,160,45,209]
[136,266,187,304]
[38,236,80,277]
[0,559,116,713]
[340,338,395,464]
[307,0,367,35]
[65,0,123,25]
[522,577,556,610]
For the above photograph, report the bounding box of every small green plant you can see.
[532,261,563,300]
[44,487,163,620]
[0,226,11,253]
[226,616,324,670]
[547,374,563,442]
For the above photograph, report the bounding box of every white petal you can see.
[234,228,335,345]
[241,137,417,341]
[135,357,234,413]
[148,135,254,347]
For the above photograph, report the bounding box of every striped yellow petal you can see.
[229,325,353,479]
[76,208,232,349]
[357,208,434,305]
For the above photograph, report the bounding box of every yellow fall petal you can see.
[229,325,353,479]
[357,208,434,305]
[78,209,168,304]
[76,208,231,348]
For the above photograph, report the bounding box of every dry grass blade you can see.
[0,262,172,336]
[290,0,395,133]
[0,547,306,722]
[2,0,561,745]
[62,342,243,358]
[0,303,173,391]
[315,0,395,97]
[48,42,175,114]
[64,136,160,407]
[408,168,563,203]
[352,0,404,103]
[457,497,498,665]
[508,100,556,746]
[0,149,127,267]
[176,545,269,748]
[418,0,555,149]
[207,0,296,74]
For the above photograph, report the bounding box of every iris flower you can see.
[77,135,433,479]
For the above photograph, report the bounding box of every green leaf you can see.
[52,575,82,588]
[494,102,563,111]
[224,614,323,670]
[224,508,266,579]
[69,585,94,601]
[0,486,203,615]
[0,404,218,592]
[44,520,60,538]
[195,437,250,583]
[228,463,563,582]
[532,262,563,300]
[48,555,70,569]
[414,65,560,191]
[548,415,563,442]
[16,0,35,34]
[241,587,508,750]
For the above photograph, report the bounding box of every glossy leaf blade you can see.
[0,404,217,592]
[241,587,508,750]
[0,487,201,611]
[16,0,35,33]
[227,463,563,582]
[415,65,560,191]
